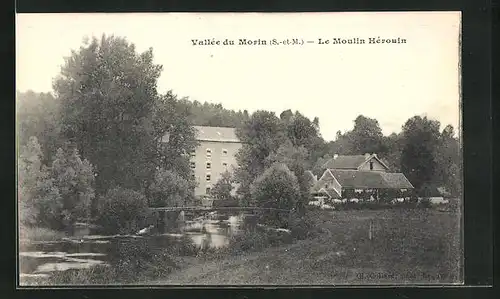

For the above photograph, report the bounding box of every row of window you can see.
[191,173,213,181]
[191,148,228,157]
[190,161,228,169]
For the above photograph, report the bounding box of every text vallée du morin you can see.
[191,37,407,46]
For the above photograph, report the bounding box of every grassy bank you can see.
[22,207,461,285]
[19,226,67,242]
[153,208,462,285]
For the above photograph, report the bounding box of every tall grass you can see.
[19,226,66,242]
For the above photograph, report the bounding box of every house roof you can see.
[322,154,390,171]
[193,126,240,143]
[329,169,414,189]
[323,155,368,170]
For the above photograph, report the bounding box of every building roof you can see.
[323,155,369,170]
[323,154,390,171]
[329,169,414,189]
[193,126,240,143]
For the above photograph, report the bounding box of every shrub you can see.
[288,213,318,240]
[250,163,300,226]
[96,187,149,234]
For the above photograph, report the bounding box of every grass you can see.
[152,208,462,285]
[23,207,462,285]
[19,226,67,242]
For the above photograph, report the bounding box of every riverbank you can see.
[152,208,461,285]
[19,208,461,285]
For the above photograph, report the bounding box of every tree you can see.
[235,111,286,197]
[149,168,192,208]
[53,35,163,193]
[433,125,461,196]
[349,115,386,154]
[312,153,333,177]
[400,116,441,191]
[282,111,326,165]
[210,171,234,200]
[265,141,311,215]
[50,144,95,229]
[250,163,300,227]
[381,133,402,172]
[151,93,199,193]
[96,187,149,234]
[16,91,62,164]
[18,136,62,228]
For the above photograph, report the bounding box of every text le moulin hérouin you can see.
[191,37,407,46]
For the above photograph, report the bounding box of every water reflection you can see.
[19,211,246,281]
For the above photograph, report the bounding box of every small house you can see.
[310,153,414,202]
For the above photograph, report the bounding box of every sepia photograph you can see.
[16,12,462,286]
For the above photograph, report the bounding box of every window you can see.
[222,162,228,167]
[206,162,211,169]
[369,161,374,170]
[222,149,228,155]
[206,187,211,194]
[190,162,196,169]
[190,150,196,157]
[191,174,196,180]
[206,174,211,181]
[206,148,212,157]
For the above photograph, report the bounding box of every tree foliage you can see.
[53,35,163,193]
[210,171,234,200]
[400,116,441,191]
[187,100,250,128]
[250,163,300,226]
[149,168,193,208]
[96,187,149,234]
[16,91,62,164]
[18,137,62,228]
[50,144,95,228]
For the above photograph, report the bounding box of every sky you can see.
[16,12,461,141]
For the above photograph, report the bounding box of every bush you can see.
[288,213,318,240]
[96,187,149,234]
[250,163,301,227]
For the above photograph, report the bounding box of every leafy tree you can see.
[281,111,326,165]
[250,163,300,227]
[150,93,199,198]
[400,116,441,191]
[149,168,193,208]
[312,153,333,177]
[381,133,402,172]
[210,171,234,200]
[265,141,311,215]
[187,100,250,128]
[16,91,62,164]
[433,125,461,196]
[50,144,95,229]
[235,110,286,197]
[96,187,149,234]
[18,136,62,228]
[53,35,162,193]
[348,115,387,154]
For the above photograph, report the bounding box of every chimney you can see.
[364,153,371,160]
[333,154,339,160]
[372,153,377,158]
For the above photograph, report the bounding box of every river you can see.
[19,211,247,282]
